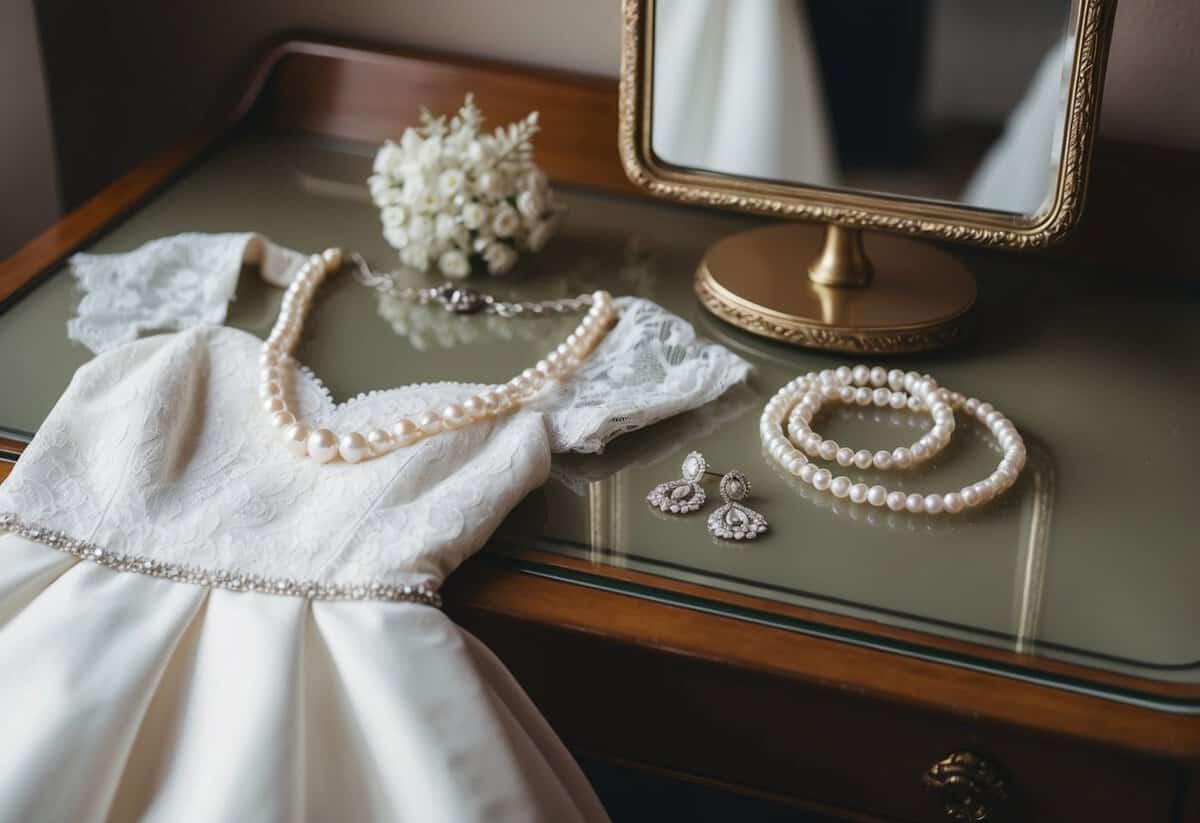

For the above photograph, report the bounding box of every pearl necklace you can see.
[259,248,617,464]
[760,366,1026,514]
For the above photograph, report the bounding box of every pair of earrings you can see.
[646,451,769,541]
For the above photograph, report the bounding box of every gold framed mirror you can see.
[619,0,1118,352]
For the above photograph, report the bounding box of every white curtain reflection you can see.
[963,38,1071,216]
[652,0,837,187]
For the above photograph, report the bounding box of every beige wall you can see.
[34,0,623,209]
[7,0,1200,258]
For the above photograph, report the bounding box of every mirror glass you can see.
[651,0,1076,218]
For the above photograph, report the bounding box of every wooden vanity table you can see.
[2,43,1198,823]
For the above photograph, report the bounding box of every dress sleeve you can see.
[67,232,307,354]
[531,297,752,453]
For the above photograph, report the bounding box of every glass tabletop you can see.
[2,135,1198,708]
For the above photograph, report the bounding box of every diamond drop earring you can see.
[706,470,769,541]
[646,451,719,514]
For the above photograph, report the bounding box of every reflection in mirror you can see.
[652,0,1074,217]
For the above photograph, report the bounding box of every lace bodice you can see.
[1,234,750,597]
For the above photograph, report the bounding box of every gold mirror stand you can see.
[694,222,977,354]
[621,0,1116,354]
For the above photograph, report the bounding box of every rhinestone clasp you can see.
[436,284,488,314]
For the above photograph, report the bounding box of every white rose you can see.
[399,160,425,181]
[438,168,465,197]
[473,233,496,254]
[368,173,390,199]
[402,175,428,204]
[381,205,408,227]
[419,135,443,166]
[368,176,403,207]
[461,202,488,230]
[516,189,544,220]
[400,244,430,272]
[482,241,517,275]
[373,142,404,176]
[438,250,472,279]
[408,214,433,240]
[383,225,408,249]
[435,213,458,239]
[491,205,520,238]
[413,189,442,215]
[476,170,507,200]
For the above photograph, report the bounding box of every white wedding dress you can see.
[0,234,750,823]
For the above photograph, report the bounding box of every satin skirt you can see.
[0,533,609,823]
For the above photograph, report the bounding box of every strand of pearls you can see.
[259,248,617,464]
[760,366,1026,515]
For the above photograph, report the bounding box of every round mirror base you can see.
[694,223,976,354]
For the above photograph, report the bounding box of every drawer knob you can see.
[922,751,1009,821]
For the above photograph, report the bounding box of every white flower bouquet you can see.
[368,94,564,278]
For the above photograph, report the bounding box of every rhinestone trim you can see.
[0,512,442,607]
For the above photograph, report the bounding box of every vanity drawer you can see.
[461,610,1179,823]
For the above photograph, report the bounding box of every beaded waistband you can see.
[0,512,442,607]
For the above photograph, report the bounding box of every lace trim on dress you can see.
[67,233,307,355]
[535,297,753,453]
[0,513,442,607]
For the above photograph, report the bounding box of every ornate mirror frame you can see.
[618,0,1117,250]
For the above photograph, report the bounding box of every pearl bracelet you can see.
[785,364,957,471]
[761,367,1026,515]
[259,247,617,464]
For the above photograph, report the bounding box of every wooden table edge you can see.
[443,557,1200,762]
[487,545,1200,705]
